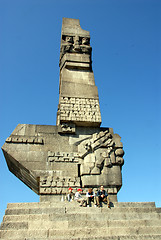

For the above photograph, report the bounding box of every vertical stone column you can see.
[57,18,102,127]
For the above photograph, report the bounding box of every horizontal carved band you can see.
[48,151,80,163]
[39,176,81,192]
[39,184,117,195]
[6,137,44,144]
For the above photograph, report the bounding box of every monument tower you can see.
[2,18,124,202]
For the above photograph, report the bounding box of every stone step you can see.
[3,211,161,222]
[69,219,161,228]
[1,236,161,240]
[66,207,161,214]
[1,202,160,239]
[4,206,161,216]
[50,212,161,221]
[0,226,161,239]
[6,201,156,209]
[2,214,50,222]
[1,219,161,230]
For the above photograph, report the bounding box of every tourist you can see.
[66,187,74,202]
[75,188,87,207]
[96,186,110,208]
[86,188,96,207]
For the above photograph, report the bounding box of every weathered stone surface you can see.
[57,18,101,127]
[2,124,124,198]
[2,18,124,200]
[0,202,161,239]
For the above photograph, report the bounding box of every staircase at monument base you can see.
[0,202,161,240]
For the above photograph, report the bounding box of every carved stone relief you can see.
[6,136,44,144]
[48,151,79,163]
[39,175,80,194]
[78,130,124,177]
[39,175,118,195]
[60,34,92,60]
[59,97,101,123]
[58,122,76,133]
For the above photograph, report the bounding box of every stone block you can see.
[0,222,28,230]
[61,81,99,99]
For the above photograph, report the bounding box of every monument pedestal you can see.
[1,201,161,239]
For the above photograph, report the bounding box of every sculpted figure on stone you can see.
[77,130,124,189]
[60,33,91,60]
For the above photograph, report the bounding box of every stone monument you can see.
[1,18,161,240]
[2,18,124,202]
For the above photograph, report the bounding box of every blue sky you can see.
[0,0,161,223]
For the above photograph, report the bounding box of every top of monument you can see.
[61,18,90,37]
[58,17,101,127]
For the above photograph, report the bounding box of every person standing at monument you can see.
[75,188,87,207]
[96,186,110,208]
[86,188,96,207]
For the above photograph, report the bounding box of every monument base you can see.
[1,201,161,239]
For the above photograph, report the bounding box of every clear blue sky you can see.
[0,0,161,223]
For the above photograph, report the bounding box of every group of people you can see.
[66,185,110,208]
